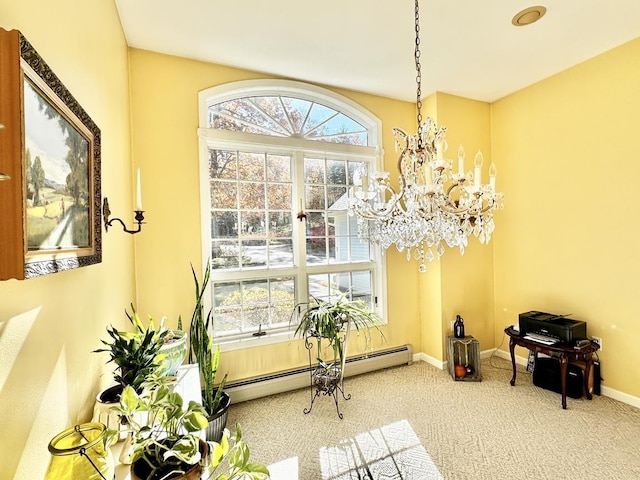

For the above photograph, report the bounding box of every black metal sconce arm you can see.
[102,197,145,234]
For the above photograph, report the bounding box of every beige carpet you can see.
[227,357,640,479]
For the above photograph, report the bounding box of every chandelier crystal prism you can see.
[348,0,504,272]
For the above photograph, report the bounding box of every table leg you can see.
[559,355,568,409]
[509,338,517,386]
[584,356,594,400]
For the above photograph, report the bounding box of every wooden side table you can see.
[504,327,599,409]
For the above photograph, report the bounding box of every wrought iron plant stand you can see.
[303,319,351,419]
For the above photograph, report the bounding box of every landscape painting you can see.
[23,77,91,251]
[0,29,100,280]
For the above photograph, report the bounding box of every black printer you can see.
[518,311,587,343]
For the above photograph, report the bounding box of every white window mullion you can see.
[292,150,308,305]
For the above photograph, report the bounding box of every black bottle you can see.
[454,315,465,338]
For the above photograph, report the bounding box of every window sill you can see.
[215,330,296,352]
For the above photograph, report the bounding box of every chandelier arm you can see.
[395,150,409,192]
[439,198,499,217]
[439,203,473,216]
[479,200,499,214]
[361,189,402,220]
[439,183,473,215]
[444,183,461,197]
[350,179,403,220]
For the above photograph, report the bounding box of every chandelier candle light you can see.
[348,0,504,272]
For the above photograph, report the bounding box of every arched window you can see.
[208,96,369,145]
[198,80,386,348]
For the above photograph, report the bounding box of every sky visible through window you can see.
[208,96,368,146]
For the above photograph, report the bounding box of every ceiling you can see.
[114,0,640,103]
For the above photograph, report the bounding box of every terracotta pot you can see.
[454,364,467,379]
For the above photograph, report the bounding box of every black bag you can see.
[532,357,585,399]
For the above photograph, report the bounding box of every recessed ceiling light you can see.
[512,6,547,26]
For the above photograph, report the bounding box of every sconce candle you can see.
[136,168,142,211]
[103,168,146,234]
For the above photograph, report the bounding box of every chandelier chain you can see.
[414,0,422,129]
[347,0,504,272]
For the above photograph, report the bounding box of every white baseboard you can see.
[599,386,640,409]
[491,347,528,366]
[401,349,638,410]
[486,348,640,409]
[413,352,444,370]
[227,345,413,404]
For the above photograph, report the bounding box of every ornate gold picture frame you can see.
[0,29,101,280]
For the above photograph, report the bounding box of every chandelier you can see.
[348,0,504,272]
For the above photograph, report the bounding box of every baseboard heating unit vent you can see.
[225,344,413,404]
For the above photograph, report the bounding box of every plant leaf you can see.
[164,435,201,464]
[120,385,139,412]
[182,408,209,432]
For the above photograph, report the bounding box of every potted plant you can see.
[292,292,383,414]
[114,373,270,480]
[186,261,229,442]
[93,305,187,438]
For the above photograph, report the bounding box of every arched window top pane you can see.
[208,95,369,146]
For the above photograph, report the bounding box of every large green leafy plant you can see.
[114,374,269,480]
[293,292,384,368]
[94,304,169,394]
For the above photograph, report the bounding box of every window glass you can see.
[213,277,295,337]
[210,149,293,271]
[200,83,382,342]
[208,96,368,146]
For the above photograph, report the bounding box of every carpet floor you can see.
[227,356,640,479]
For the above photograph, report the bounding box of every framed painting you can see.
[0,29,101,280]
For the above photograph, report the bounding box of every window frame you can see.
[198,80,387,351]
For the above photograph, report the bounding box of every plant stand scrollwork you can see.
[303,319,351,419]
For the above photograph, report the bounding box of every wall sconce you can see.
[103,168,145,234]
[102,197,144,234]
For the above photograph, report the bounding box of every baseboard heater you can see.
[225,344,413,404]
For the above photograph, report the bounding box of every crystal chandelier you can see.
[348,0,504,272]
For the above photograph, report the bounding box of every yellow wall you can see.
[416,93,495,362]
[492,37,640,396]
[2,3,639,475]
[418,94,445,362]
[0,1,133,479]
[127,49,422,381]
[436,93,495,355]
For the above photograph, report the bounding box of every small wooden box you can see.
[447,335,482,382]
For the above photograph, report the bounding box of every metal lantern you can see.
[44,422,114,480]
